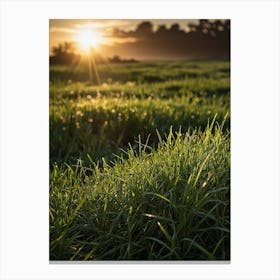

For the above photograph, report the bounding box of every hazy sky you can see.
[49,19,198,54]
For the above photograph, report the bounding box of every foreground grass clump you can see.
[50,121,230,260]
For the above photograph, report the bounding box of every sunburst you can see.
[76,28,102,52]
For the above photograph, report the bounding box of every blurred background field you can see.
[50,61,230,165]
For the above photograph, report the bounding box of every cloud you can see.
[50,27,76,33]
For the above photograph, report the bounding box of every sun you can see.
[76,28,102,52]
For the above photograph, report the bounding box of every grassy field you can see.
[49,60,230,260]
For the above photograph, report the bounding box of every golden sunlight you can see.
[76,28,102,52]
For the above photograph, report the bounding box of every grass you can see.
[50,61,230,165]
[50,120,230,260]
[49,60,230,260]
[50,61,229,84]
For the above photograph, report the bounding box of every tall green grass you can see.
[50,120,230,260]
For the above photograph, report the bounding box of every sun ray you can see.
[90,48,101,85]
[69,54,86,81]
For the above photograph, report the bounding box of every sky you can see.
[49,19,198,56]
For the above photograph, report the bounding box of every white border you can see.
[0,0,279,279]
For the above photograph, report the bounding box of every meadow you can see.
[49,60,230,260]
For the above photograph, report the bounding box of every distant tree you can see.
[156,25,168,34]
[108,55,138,63]
[169,23,185,38]
[50,42,80,65]
[135,21,153,37]
[169,23,180,32]
[110,55,122,63]
[197,19,211,34]
[52,42,76,55]
[188,22,198,32]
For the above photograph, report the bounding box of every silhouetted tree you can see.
[50,42,80,65]
[156,25,168,35]
[109,20,230,60]
[135,21,153,38]
[110,55,122,63]
[108,55,138,63]
[170,23,180,32]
